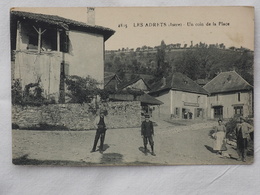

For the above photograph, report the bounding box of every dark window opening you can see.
[238,92,241,102]
[234,106,243,116]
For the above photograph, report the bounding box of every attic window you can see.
[227,75,232,82]
[183,79,188,84]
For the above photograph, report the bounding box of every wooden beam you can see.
[37,27,41,53]
[57,30,60,52]
[16,21,21,50]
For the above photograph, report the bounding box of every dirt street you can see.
[12,120,253,166]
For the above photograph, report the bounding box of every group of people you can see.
[90,111,156,156]
[213,116,254,162]
[90,110,254,162]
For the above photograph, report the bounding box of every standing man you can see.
[141,115,155,156]
[91,110,107,154]
[235,116,254,162]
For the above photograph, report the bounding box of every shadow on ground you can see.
[99,144,109,152]
[13,154,162,166]
[12,154,97,166]
[139,146,152,155]
[204,145,217,154]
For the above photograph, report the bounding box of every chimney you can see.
[87,7,95,25]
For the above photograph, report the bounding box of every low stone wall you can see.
[12,101,141,130]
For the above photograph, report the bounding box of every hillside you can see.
[104,45,254,85]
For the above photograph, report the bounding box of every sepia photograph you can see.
[10,6,254,166]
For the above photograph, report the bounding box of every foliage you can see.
[12,79,50,106]
[11,79,23,105]
[65,75,100,103]
[105,42,253,85]
[155,40,171,78]
[65,75,109,103]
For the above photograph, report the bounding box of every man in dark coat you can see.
[235,116,253,162]
[141,115,155,156]
[91,110,107,154]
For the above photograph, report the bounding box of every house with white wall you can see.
[149,73,208,119]
[11,9,115,102]
[203,71,253,119]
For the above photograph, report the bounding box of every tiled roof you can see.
[203,71,253,94]
[150,72,208,95]
[118,77,150,91]
[11,10,115,41]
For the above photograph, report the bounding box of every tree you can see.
[65,75,101,103]
[155,40,170,78]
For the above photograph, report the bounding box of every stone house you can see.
[149,73,208,119]
[203,71,253,119]
[10,9,115,102]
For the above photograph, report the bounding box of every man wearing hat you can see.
[91,110,107,153]
[235,116,254,162]
[141,115,155,156]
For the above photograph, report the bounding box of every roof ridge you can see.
[203,70,253,93]
[11,10,115,40]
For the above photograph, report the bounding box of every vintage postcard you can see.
[11,7,254,166]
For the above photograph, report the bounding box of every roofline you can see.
[232,70,253,88]
[209,88,253,95]
[104,74,121,87]
[11,10,115,41]
[119,77,151,91]
[203,70,253,90]
[149,87,209,95]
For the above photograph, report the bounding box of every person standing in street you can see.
[141,115,155,156]
[91,110,107,154]
[235,116,254,162]
[213,119,226,156]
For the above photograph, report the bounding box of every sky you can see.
[13,7,254,51]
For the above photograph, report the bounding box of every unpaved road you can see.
[12,121,253,166]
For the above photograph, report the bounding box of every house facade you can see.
[11,9,115,102]
[203,71,253,119]
[149,73,208,119]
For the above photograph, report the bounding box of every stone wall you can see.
[12,101,141,130]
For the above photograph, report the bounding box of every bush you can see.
[12,79,52,106]
[65,75,101,103]
[11,79,23,105]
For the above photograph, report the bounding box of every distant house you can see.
[104,72,122,91]
[118,77,151,92]
[11,9,115,102]
[149,73,208,119]
[106,76,163,117]
[203,71,253,119]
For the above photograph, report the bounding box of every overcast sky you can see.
[13,7,254,51]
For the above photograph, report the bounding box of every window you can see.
[234,106,243,116]
[238,92,241,102]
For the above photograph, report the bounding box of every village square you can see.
[10,8,254,166]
